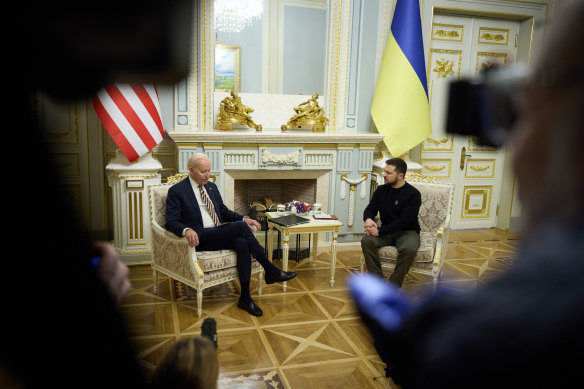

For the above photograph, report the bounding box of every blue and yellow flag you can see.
[371,0,431,157]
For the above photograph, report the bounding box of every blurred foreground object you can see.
[446,64,529,147]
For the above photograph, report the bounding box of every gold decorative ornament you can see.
[479,61,497,74]
[432,23,464,43]
[462,186,492,219]
[426,137,449,146]
[434,29,460,38]
[217,90,262,132]
[478,27,509,45]
[407,172,436,183]
[480,32,505,42]
[424,165,445,172]
[281,93,329,132]
[166,172,189,184]
[165,172,215,185]
[470,165,490,172]
[433,58,455,78]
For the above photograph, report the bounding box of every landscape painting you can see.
[215,43,241,92]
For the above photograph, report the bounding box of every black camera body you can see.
[446,64,528,147]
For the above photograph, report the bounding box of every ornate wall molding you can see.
[261,148,301,164]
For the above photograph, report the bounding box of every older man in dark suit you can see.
[165,153,296,316]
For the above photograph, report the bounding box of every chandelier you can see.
[214,0,264,33]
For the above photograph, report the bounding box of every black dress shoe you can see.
[237,299,263,316]
[265,270,297,284]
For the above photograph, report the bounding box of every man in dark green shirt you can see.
[362,158,421,286]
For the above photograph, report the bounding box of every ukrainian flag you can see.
[371,0,431,157]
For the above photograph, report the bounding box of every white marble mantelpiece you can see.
[169,130,384,174]
[169,129,384,146]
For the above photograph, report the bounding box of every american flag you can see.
[93,84,164,162]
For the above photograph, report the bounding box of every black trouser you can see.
[198,221,278,283]
[361,230,420,287]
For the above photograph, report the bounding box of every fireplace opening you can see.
[234,179,317,215]
[235,178,317,261]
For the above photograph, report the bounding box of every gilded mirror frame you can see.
[190,0,351,132]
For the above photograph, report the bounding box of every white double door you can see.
[420,14,519,229]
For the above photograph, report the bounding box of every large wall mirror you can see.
[213,0,328,95]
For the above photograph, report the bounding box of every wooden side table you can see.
[266,212,343,291]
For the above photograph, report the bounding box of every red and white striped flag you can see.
[93,84,164,162]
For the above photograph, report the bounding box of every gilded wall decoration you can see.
[423,136,454,151]
[53,154,81,177]
[421,159,452,179]
[478,27,510,45]
[433,59,455,78]
[40,95,80,145]
[479,61,497,74]
[429,49,462,79]
[465,159,496,179]
[461,185,493,219]
[475,52,507,76]
[431,23,464,42]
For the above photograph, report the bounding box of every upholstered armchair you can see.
[149,174,263,317]
[360,178,454,286]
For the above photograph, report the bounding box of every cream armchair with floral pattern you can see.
[360,179,454,286]
[149,174,263,317]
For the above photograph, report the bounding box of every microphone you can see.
[201,317,217,348]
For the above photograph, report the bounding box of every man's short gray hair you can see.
[188,153,210,169]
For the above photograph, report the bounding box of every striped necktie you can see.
[199,185,220,226]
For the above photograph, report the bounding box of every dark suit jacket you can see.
[165,177,243,239]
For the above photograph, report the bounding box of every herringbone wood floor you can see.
[121,228,519,388]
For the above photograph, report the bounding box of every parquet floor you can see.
[121,228,520,388]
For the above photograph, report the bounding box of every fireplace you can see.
[224,170,330,216]
[243,185,314,262]
[234,179,317,215]
[225,171,327,260]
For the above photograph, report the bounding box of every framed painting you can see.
[215,43,241,92]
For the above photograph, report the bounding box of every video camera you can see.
[446,64,529,147]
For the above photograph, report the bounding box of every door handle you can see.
[460,147,472,170]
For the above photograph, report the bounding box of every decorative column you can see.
[106,151,162,264]
[339,173,368,227]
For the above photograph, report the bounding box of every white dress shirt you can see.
[189,176,217,228]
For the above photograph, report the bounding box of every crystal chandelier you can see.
[214,0,264,33]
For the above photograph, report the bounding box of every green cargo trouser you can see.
[361,230,420,287]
